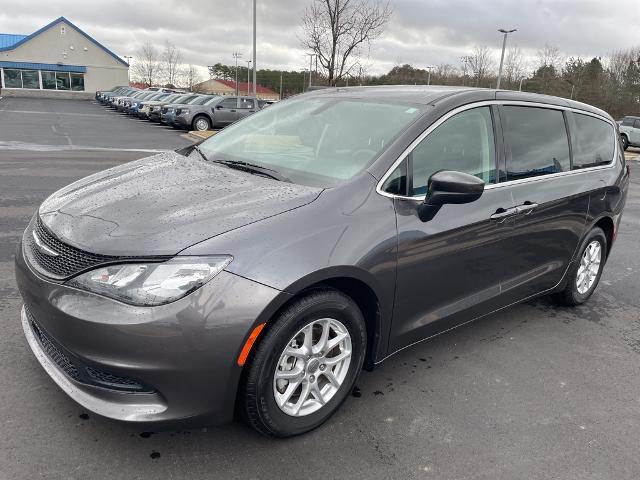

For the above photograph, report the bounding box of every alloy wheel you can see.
[273,318,352,417]
[576,240,601,294]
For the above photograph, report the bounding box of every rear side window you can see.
[621,117,634,126]
[502,106,570,180]
[572,113,615,169]
[635,119,640,129]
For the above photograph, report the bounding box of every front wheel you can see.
[241,289,367,437]
[553,227,607,306]
[621,135,629,151]
[192,115,211,131]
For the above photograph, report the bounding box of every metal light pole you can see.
[279,71,283,99]
[426,66,434,86]
[496,28,517,90]
[306,53,315,88]
[124,56,132,82]
[519,77,524,91]
[246,60,252,95]
[232,52,242,96]
[252,0,257,97]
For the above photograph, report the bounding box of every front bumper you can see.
[174,114,192,128]
[161,111,176,124]
[15,239,285,426]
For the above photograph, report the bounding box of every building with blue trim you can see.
[0,17,128,98]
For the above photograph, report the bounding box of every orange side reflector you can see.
[237,323,266,366]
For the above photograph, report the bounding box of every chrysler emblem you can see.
[32,230,60,257]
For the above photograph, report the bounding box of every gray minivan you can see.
[15,86,628,437]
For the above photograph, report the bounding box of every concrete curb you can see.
[187,130,217,141]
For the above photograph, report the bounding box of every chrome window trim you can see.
[375,100,618,201]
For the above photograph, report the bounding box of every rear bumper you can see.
[15,239,285,426]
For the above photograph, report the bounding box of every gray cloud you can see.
[1,0,639,76]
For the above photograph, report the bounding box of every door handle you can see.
[515,202,538,215]
[230,109,236,112]
[490,207,518,223]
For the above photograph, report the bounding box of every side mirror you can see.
[417,170,485,222]
[216,105,224,110]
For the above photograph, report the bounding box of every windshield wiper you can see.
[211,159,290,183]
[192,144,208,162]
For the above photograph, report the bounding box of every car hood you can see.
[38,151,322,256]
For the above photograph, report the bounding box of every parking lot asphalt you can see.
[2,98,640,480]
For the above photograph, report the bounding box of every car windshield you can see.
[186,96,207,105]
[190,96,214,106]
[197,96,424,187]
[204,96,221,105]
[162,94,181,103]
[175,95,197,104]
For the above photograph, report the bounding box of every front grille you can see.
[175,108,182,115]
[25,216,127,279]
[26,307,153,393]
[161,107,168,114]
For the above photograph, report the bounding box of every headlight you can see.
[67,256,232,306]
[132,102,138,107]
[180,109,189,115]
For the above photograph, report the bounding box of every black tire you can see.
[192,115,211,132]
[241,288,367,437]
[621,135,629,151]
[553,227,607,306]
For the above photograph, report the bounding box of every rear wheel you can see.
[192,115,211,131]
[553,227,607,306]
[241,289,366,437]
[621,134,629,151]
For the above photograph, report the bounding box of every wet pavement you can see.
[1,98,640,479]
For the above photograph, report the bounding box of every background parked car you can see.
[137,93,184,119]
[161,94,205,126]
[619,116,640,150]
[148,94,197,122]
[175,96,260,131]
[129,92,171,116]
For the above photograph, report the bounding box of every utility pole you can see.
[232,52,242,96]
[252,0,257,97]
[496,28,517,90]
[306,53,315,88]
[279,71,283,99]
[570,84,575,99]
[246,60,252,95]
[124,56,132,83]
[519,77,524,91]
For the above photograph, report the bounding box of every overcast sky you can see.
[2,0,639,77]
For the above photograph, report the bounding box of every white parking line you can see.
[0,141,169,153]
[0,109,106,117]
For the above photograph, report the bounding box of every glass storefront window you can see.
[42,71,57,89]
[2,69,84,90]
[70,73,84,91]
[4,69,22,88]
[21,70,39,89]
[56,72,71,90]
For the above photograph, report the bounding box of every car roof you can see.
[301,85,612,120]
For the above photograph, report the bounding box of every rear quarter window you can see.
[572,113,615,169]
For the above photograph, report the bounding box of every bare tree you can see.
[503,45,526,88]
[301,0,392,86]
[537,44,563,71]
[162,41,182,87]
[132,41,161,87]
[181,64,203,91]
[467,46,494,87]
